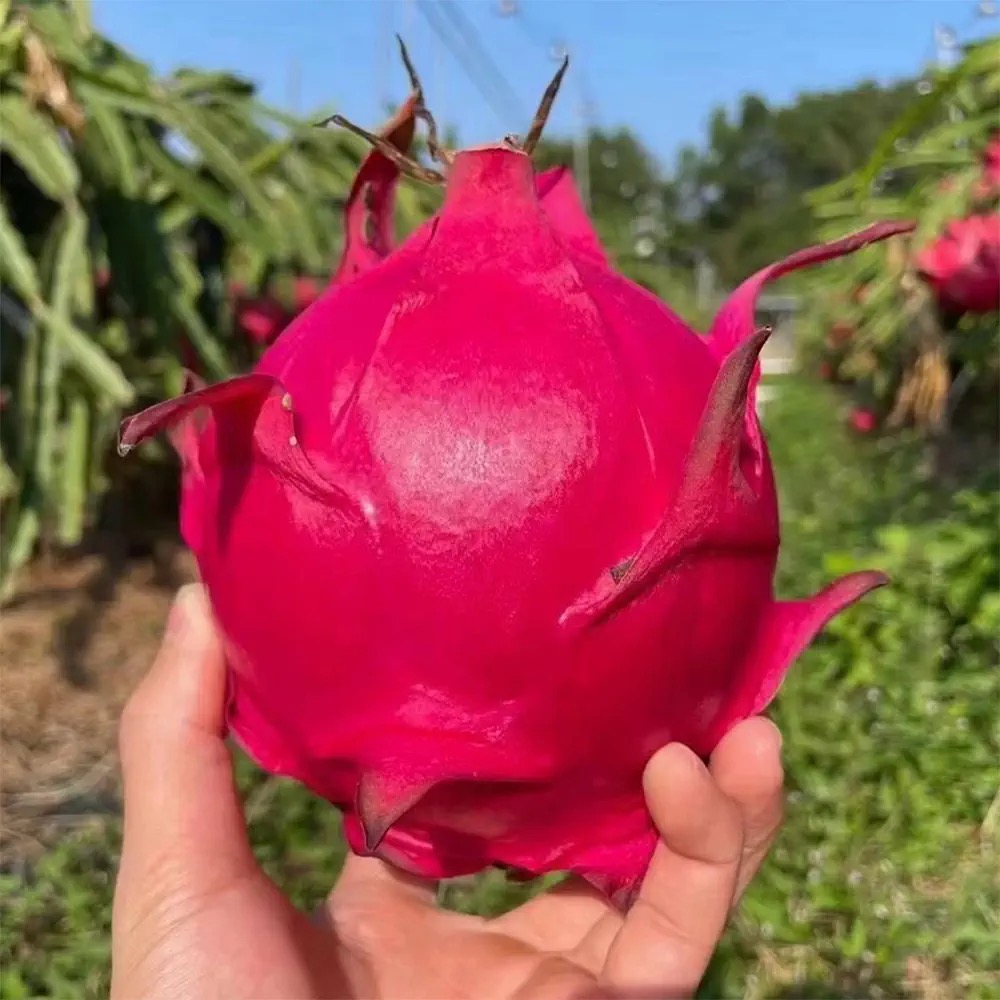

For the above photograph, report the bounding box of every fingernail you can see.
[653,741,709,783]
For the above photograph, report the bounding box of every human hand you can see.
[111,584,784,999]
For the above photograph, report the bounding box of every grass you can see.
[1,379,997,999]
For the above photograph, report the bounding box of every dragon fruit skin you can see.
[332,89,606,285]
[120,144,912,908]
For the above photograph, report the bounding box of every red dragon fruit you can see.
[234,294,288,346]
[916,213,1000,315]
[118,53,913,908]
[292,275,322,313]
[849,408,877,435]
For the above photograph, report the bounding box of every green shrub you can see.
[699,384,999,998]
[798,35,1000,437]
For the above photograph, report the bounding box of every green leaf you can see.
[22,3,93,70]
[34,209,85,503]
[51,206,87,316]
[83,92,139,195]
[73,77,163,120]
[46,205,87,447]
[0,502,39,599]
[135,126,253,240]
[169,295,232,381]
[852,64,968,196]
[166,68,256,100]
[35,305,134,404]
[0,451,17,502]
[94,189,175,343]
[0,9,26,60]
[69,0,94,38]
[163,102,283,245]
[272,190,323,272]
[0,94,80,201]
[57,394,90,545]
[168,250,232,380]
[0,197,41,302]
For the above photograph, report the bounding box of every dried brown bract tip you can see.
[522,54,570,155]
[316,113,446,184]
[314,38,451,185]
[396,34,453,166]
[315,40,570,183]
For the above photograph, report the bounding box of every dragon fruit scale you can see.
[119,52,913,908]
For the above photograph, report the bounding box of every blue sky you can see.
[94,0,998,170]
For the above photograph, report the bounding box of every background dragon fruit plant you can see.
[119,45,911,906]
[804,35,999,437]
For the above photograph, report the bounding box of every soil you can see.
[0,539,196,861]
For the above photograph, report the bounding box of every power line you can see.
[415,0,521,128]
[376,0,394,111]
[500,0,596,114]
[438,0,528,123]
[496,0,594,209]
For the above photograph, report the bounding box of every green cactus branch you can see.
[0,0,434,596]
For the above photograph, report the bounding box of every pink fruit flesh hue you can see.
[120,144,913,910]
[917,213,1000,315]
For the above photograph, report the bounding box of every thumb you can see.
[117,583,256,889]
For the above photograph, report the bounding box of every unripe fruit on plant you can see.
[119,47,913,908]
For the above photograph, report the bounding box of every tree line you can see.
[537,77,918,286]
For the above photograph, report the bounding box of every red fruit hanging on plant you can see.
[293,275,322,313]
[849,408,877,434]
[916,213,1000,315]
[118,46,914,909]
[234,295,288,346]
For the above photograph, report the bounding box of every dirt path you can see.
[0,543,195,861]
